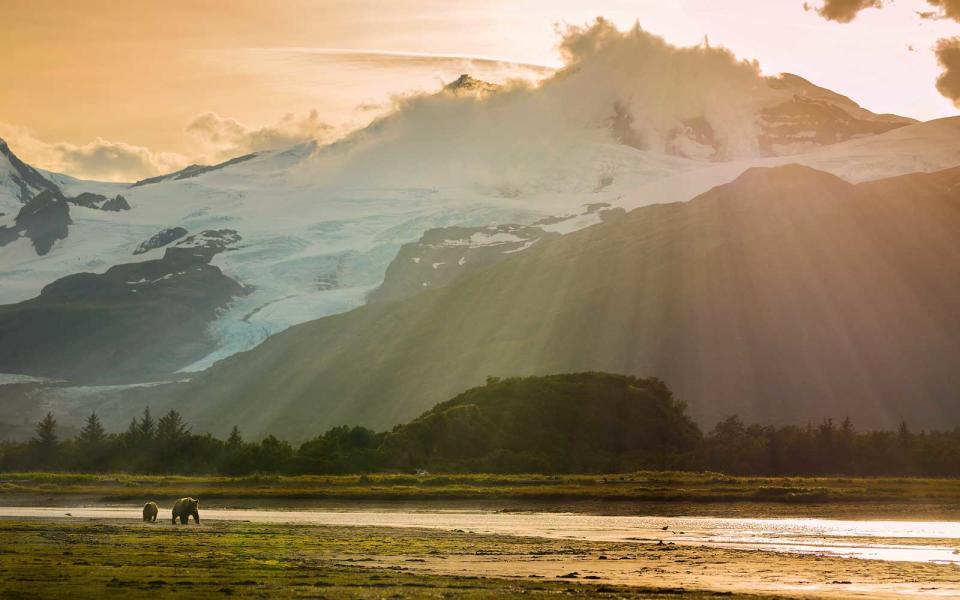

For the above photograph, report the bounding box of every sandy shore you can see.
[363,539,960,599]
[2,514,958,598]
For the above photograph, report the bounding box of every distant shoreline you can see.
[3,517,958,598]
[2,471,959,519]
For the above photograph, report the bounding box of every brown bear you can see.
[171,497,200,524]
[142,501,159,522]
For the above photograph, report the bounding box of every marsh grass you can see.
[0,520,772,599]
[1,471,958,506]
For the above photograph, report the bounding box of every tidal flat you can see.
[2,472,960,598]
[0,519,777,599]
[2,471,960,519]
[2,516,959,599]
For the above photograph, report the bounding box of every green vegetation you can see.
[0,520,769,599]
[115,165,960,439]
[378,374,699,472]
[2,373,960,478]
[2,471,960,514]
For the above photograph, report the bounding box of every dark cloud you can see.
[935,37,960,107]
[805,0,959,109]
[806,0,884,23]
[920,0,960,22]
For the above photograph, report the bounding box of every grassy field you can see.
[0,519,777,599]
[1,471,959,512]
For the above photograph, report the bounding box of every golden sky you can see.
[1,0,957,181]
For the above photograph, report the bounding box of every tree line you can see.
[2,408,958,477]
[700,416,960,477]
[1,372,958,477]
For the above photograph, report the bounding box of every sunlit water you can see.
[2,506,958,564]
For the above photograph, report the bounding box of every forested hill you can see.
[378,373,701,472]
[5,372,960,477]
[116,164,960,437]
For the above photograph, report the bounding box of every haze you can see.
[2,0,957,181]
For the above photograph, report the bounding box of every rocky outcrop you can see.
[369,205,621,304]
[175,229,241,252]
[163,229,242,262]
[70,192,107,208]
[757,97,908,156]
[369,224,556,304]
[659,73,914,161]
[134,227,189,255]
[444,74,499,95]
[70,192,131,211]
[100,194,130,211]
[0,189,72,255]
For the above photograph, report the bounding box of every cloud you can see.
[0,123,187,182]
[303,18,776,192]
[805,0,883,22]
[49,138,188,182]
[186,110,334,162]
[0,109,335,181]
[935,37,960,107]
[805,1,959,109]
[920,0,960,21]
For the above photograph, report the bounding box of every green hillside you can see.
[379,372,700,472]
[108,165,960,437]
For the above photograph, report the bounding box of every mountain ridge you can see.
[88,163,960,438]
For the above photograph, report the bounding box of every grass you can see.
[2,471,960,508]
[0,519,775,599]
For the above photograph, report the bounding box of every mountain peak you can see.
[444,74,499,94]
[0,138,61,203]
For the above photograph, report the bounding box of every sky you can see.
[1,0,958,181]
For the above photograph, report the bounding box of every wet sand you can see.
[2,505,958,564]
[2,506,959,598]
[365,542,960,599]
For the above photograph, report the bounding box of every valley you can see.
[4,9,960,599]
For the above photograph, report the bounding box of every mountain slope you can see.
[115,164,960,438]
[0,138,60,207]
[129,153,258,188]
[0,248,246,382]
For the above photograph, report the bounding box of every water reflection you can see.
[2,506,957,564]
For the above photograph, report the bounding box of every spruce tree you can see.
[227,426,243,447]
[157,410,188,443]
[136,407,156,441]
[31,412,60,469]
[77,412,106,447]
[33,412,58,448]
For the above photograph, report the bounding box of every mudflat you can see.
[3,472,960,519]
[1,516,958,599]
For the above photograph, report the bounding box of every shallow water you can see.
[3,506,958,564]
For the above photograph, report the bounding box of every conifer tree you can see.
[33,412,58,448]
[77,412,106,448]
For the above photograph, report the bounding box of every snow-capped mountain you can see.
[0,244,246,382]
[0,138,60,207]
[1,62,959,384]
[2,119,960,382]
[83,163,960,438]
